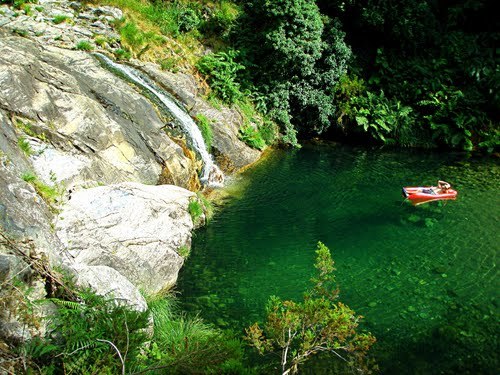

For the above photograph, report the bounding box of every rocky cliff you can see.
[0,0,261,342]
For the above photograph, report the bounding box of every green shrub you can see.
[246,242,376,374]
[350,90,415,144]
[195,114,213,152]
[75,40,93,51]
[200,0,240,38]
[178,6,200,33]
[196,50,245,104]
[237,1,351,142]
[239,125,266,150]
[259,120,278,145]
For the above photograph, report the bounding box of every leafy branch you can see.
[246,242,376,374]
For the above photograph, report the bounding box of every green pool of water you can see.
[177,144,499,374]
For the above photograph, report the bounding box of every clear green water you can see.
[177,144,499,374]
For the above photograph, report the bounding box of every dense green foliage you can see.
[5,0,498,149]
[195,0,497,150]
[196,50,245,104]
[20,289,245,374]
[246,242,376,374]
[319,0,499,150]
[236,0,352,145]
[239,125,266,150]
[75,0,498,150]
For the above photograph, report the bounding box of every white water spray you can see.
[95,53,224,186]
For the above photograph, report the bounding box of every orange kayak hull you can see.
[402,187,458,206]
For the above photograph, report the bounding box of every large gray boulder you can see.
[72,264,148,311]
[56,182,195,294]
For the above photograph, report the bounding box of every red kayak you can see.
[402,186,458,206]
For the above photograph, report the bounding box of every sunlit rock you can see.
[56,182,195,294]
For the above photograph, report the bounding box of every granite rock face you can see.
[56,182,195,294]
[0,33,198,191]
[0,33,198,322]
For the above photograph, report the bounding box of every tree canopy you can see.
[226,0,498,150]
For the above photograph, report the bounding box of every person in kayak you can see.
[436,180,451,193]
[422,181,451,194]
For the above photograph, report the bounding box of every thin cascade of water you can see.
[94,53,224,186]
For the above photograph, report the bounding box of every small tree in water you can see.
[245,242,376,374]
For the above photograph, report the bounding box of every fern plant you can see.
[350,90,414,144]
[196,50,245,104]
[239,125,266,150]
[27,290,150,374]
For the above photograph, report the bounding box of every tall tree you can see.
[238,0,351,144]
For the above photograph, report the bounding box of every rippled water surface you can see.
[177,144,499,374]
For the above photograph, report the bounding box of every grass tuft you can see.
[18,137,33,156]
[194,114,213,152]
[53,14,69,24]
[75,40,93,51]
[21,171,62,206]
[177,245,190,258]
[188,199,204,222]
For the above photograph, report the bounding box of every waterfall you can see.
[94,53,224,187]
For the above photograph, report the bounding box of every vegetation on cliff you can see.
[78,0,497,151]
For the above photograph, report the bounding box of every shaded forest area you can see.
[201,0,499,151]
